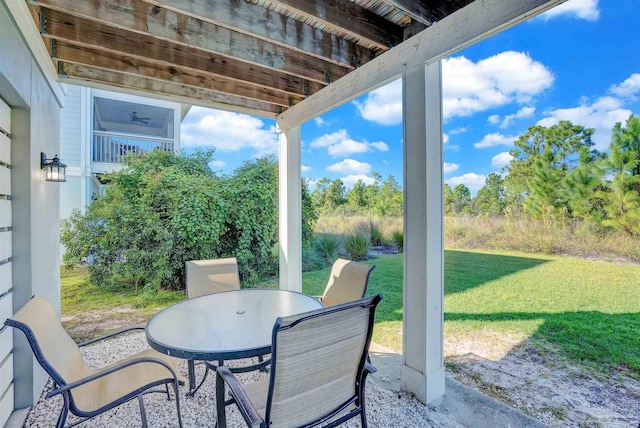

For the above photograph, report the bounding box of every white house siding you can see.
[60,85,83,168]
[0,94,14,428]
[0,1,63,424]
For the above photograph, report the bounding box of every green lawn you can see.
[302,250,640,375]
[62,249,640,374]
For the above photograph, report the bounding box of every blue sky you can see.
[180,0,640,194]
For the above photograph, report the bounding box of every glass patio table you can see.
[145,288,323,428]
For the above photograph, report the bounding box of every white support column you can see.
[277,124,302,292]
[401,61,445,405]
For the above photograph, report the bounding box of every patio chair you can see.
[185,257,266,395]
[4,296,183,428]
[218,294,383,428]
[185,257,240,299]
[319,258,376,307]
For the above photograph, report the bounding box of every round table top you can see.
[146,288,323,360]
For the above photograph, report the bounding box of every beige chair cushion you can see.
[185,257,241,299]
[72,349,179,413]
[268,304,369,427]
[321,258,374,307]
[10,296,179,413]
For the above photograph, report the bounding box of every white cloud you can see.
[301,165,311,172]
[537,96,632,150]
[310,129,348,148]
[210,160,226,167]
[341,174,377,188]
[450,127,469,135]
[443,162,459,174]
[180,107,277,155]
[353,52,553,125]
[310,129,389,157]
[328,139,370,157]
[499,106,536,128]
[444,52,553,119]
[370,141,390,151]
[443,133,450,144]
[326,159,372,174]
[488,115,501,124]
[541,0,600,21]
[314,117,325,126]
[610,73,640,99]
[353,80,403,125]
[491,152,514,168]
[446,173,487,193]
[474,132,518,148]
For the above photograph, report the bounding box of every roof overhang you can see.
[10,0,566,120]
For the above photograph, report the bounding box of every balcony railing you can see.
[92,131,175,164]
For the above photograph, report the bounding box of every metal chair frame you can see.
[4,320,183,428]
[218,294,382,428]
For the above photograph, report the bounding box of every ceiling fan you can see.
[129,111,150,124]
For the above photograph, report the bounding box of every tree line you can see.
[312,114,640,236]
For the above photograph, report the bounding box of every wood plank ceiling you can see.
[26,0,474,117]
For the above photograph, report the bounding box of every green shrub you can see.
[369,220,385,246]
[344,231,371,260]
[313,233,342,263]
[302,247,326,272]
[391,230,403,252]
[61,151,316,291]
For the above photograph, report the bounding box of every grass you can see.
[301,250,640,375]
[62,249,640,375]
[62,267,184,314]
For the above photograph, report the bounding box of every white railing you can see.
[92,131,175,164]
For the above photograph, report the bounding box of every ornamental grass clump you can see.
[313,233,343,263]
[391,230,403,252]
[344,230,371,260]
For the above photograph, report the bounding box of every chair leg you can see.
[165,384,171,400]
[173,380,184,428]
[359,373,371,428]
[56,394,70,428]
[138,396,148,428]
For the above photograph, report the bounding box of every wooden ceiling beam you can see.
[34,0,350,84]
[41,10,324,98]
[53,41,303,107]
[266,0,404,49]
[141,0,376,69]
[59,63,284,116]
[381,0,437,25]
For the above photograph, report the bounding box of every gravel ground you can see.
[25,332,461,427]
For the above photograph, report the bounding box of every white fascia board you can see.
[276,0,566,131]
[65,78,277,120]
[4,0,66,106]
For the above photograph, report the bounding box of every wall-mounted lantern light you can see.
[40,152,67,182]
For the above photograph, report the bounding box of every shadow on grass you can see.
[444,250,550,296]
[445,311,640,374]
[358,251,550,324]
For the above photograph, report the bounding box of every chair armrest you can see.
[46,356,178,399]
[364,360,377,375]
[217,366,264,428]
[78,326,145,347]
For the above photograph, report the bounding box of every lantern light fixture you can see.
[40,152,67,182]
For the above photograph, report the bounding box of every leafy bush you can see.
[391,230,403,252]
[61,150,316,291]
[313,233,342,263]
[344,230,371,260]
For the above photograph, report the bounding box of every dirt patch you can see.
[63,307,149,342]
[445,334,640,427]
